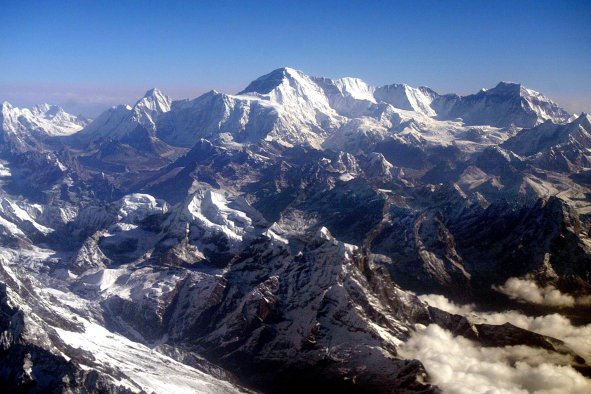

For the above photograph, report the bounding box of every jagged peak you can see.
[573,112,591,128]
[373,83,437,115]
[280,66,301,76]
[143,87,164,97]
[134,88,171,113]
[379,82,411,90]
[31,103,63,117]
[269,66,301,77]
[496,80,520,87]
[239,67,306,95]
[376,83,436,98]
[1,101,69,118]
[333,76,373,89]
[88,104,131,122]
[191,90,220,100]
[34,102,52,111]
[329,77,375,102]
[138,87,168,101]
[189,90,228,104]
[332,76,372,89]
[489,81,523,95]
[488,81,547,100]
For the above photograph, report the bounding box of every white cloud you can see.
[493,277,591,308]
[419,293,476,315]
[399,324,591,394]
[419,293,591,360]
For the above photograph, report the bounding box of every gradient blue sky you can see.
[1,0,590,116]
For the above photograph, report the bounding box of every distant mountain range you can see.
[0,68,590,393]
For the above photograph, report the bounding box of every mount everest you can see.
[0,67,590,393]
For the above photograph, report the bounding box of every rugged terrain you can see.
[1,68,590,393]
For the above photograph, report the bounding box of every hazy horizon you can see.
[1,0,590,117]
[2,71,590,119]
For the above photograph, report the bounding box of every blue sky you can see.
[1,0,590,116]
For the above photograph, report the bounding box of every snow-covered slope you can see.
[0,246,246,394]
[502,113,591,171]
[374,84,438,116]
[503,113,591,156]
[0,101,89,152]
[156,68,343,148]
[433,82,571,127]
[1,102,88,137]
[80,88,171,141]
[156,90,286,147]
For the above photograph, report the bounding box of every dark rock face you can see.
[370,192,591,302]
[172,236,437,393]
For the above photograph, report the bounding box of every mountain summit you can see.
[0,101,89,151]
[73,68,571,151]
[138,88,172,113]
[238,67,302,95]
[431,81,571,127]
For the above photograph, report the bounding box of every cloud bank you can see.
[493,277,591,308]
[411,294,591,393]
[419,293,591,360]
[399,324,591,394]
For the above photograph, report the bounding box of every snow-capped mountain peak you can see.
[31,103,56,115]
[239,67,304,95]
[79,89,172,140]
[487,81,553,108]
[430,81,571,127]
[331,77,376,102]
[501,110,591,161]
[71,68,572,152]
[573,112,591,125]
[79,104,133,140]
[138,88,172,112]
[492,81,521,92]
[0,101,89,143]
[239,67,332,109]
[131,88,172,130]
[374,83,437,116]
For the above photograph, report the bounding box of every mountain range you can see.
[0,67,590,393]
